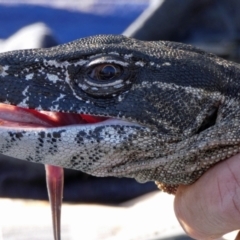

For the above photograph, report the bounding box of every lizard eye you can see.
[71,56,134,98]
[88,64,122,81]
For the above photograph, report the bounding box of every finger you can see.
[174,153,240,239]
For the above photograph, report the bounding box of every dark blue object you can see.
[0,4,145,43]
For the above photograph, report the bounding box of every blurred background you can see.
[0,0,149,45]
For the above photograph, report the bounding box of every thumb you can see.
[174,153,240,239]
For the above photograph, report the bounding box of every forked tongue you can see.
[44,113,102,240]
[45,164,63,240]
[0,103,104,240]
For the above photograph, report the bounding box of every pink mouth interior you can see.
[0,103,107,127]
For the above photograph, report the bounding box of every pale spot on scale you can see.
[118,95,124,102]
[18,97,29,108]
[89,53,105,59]
[49,105,60,111]
[3,100,11,105]
[36,105,44,111]
[124,54,133,59]
[0,65,9,77]
[26,73,34,80]
[185,164,197,172]
[91,87,99,91]
[135,61,145,67]
[52,94,66,104]
[74,59,88,66]
[47,73,60,83]
[113,84,124,89]
[22,86,30,96]
[162,62,171,66]
[108,52,120,56]
[78,83,89,90]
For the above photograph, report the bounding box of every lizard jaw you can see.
[0,102,110,240]
[0,103,109,128]
[0,102,145,240]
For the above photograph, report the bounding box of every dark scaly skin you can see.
[0,35,240,194]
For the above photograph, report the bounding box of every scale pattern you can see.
[0,34,240,193]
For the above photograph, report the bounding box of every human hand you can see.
[174,153,240,240]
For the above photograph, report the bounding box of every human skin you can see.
[174,153,240,240]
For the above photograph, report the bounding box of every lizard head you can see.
[0,34,237,193]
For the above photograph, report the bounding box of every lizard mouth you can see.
[0,103,108,127]
[0,102,110,240]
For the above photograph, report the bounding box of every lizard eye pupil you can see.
[99,65,116,79]
[89,64,122,81]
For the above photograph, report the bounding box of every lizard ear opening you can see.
[197,107,218,134]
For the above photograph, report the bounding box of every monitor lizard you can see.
[0,34,239,239]
[0,34,239,193]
